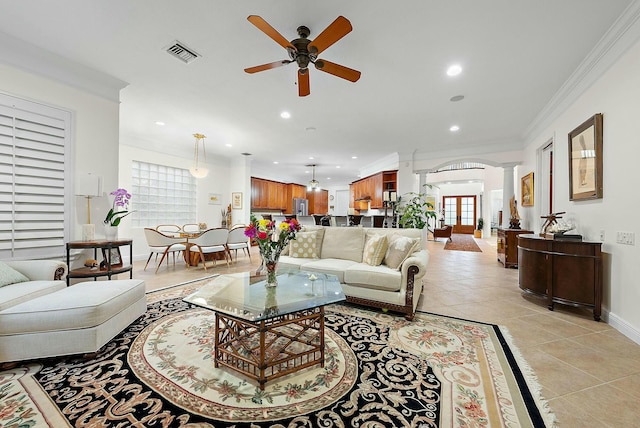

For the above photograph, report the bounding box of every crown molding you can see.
[0,31,128,102]
[523,1,640,142]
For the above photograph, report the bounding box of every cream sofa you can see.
[279,227,429,320]
[0,260,146,363]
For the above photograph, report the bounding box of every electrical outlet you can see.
[616,231,636,245]
[600,230,605,242]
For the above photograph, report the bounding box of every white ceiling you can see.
[0,0,633,187]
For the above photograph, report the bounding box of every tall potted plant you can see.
[397,184,437,231]
[474,217,484,238]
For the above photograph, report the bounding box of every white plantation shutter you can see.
[0,93,71,259]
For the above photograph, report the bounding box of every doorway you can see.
[443,195,476,234]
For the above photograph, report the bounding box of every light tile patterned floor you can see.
[131,235,640,427]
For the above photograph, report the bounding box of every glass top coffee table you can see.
[183,268,345,389]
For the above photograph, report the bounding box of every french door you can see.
[443,195,476,234]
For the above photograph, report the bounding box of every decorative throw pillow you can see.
[363,234,389,266]
[290,231,318,258]
[0,261,30,287]
[384,235,420,270]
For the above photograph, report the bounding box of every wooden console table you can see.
[66,239,133,286]
[497,228,532,268]
[518,234,602,321]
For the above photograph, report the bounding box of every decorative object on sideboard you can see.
[76,173,102,241]
[508,195,521,229]
[189,133,209,178]
[539,211,566,236]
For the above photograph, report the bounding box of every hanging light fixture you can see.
[189,133,209,178]
[307,164,320,191]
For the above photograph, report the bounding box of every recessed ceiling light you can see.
[155,121,165,126]
[446,181,452,185]
[280,111,291,119]
[305,170,310,174]
[446,64,462,76]
[336,166,341,168]
[309,156,314,160]
[450,125,460,132]
[225,143,232,147]
[352,156,357,159]
[273,161,279,164]
[327,177,331,180]
[450,95,465,102]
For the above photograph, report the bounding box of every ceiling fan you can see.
[244,15,361,96]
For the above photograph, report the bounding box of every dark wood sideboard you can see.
[497,228,532,268]
[518,234,602,321]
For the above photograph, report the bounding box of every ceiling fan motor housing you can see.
[289,25,315,70]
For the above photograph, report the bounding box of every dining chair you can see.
[296,215,316,227]
[143,228,187,273]
[226,225,251,262]
[334,215,349,227]
[182,223,200,234]
[360,216,373,227]
[155,224,181,236]
[188,228,230,270]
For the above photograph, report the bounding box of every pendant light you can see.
[189,133,209,178]
[307,164,320,191]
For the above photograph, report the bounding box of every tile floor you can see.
[132,236,640,427]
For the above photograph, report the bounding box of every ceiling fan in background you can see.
[244,15,361,96]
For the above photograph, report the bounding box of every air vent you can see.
[165,41,200,64]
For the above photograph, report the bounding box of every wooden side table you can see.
[66,239,133,286]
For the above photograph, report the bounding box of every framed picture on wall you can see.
[521,172,534,207]
[568,113,603,201]
[231,192,242,209]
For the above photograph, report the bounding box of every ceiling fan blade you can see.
[244,60,292,74]
[247,15,295,51]
[315,59,361,82]
[298,69,310,97]
[308,16,352,55]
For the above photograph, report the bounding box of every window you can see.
[131,161,197,227]
[0,93,71,260]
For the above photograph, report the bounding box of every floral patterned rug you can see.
[0,278,554,427]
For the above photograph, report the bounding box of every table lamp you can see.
[76,173,102,241]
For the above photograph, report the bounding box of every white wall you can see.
[521,37,640,342]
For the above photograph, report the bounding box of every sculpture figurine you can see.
[509,195,521,229]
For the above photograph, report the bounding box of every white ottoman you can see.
[0,279,146,363]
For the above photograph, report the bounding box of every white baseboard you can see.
[605,310,640,345]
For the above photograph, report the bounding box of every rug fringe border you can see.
[499,325,558,428]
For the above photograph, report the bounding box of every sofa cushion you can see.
[321,227,365,262]
[290,231,319,258]
[0,279,145,335]
[344,263,403,292]
[0,280,66,312]
[384,234,420,270]
[0,261,30,287]
[362,234,389,266]
[278,255,312,269]
[296,258,359,283]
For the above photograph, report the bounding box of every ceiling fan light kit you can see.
[244,15,361,96]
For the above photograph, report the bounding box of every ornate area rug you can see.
[444,233,483,252]
[0,278,554,427]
